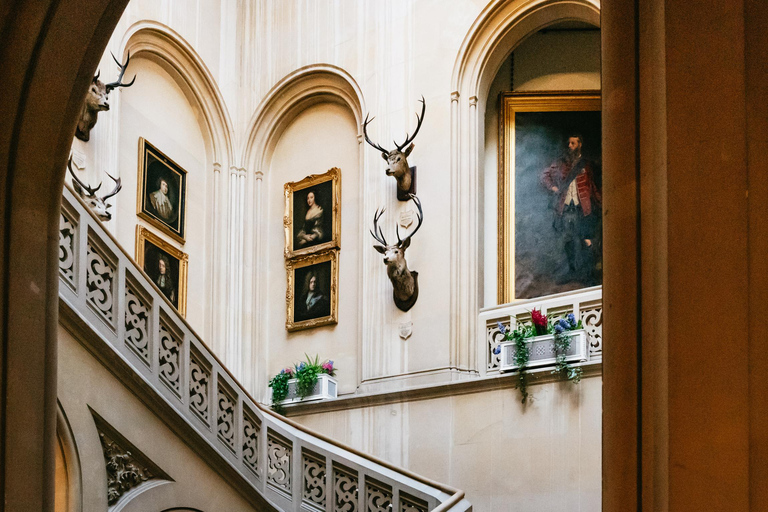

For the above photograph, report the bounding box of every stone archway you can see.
[0,2,129,510]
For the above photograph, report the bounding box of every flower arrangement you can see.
[493,309,583,404]
[268,354,336,413]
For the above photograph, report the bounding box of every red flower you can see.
[531,308,547,327]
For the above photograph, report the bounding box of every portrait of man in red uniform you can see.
[541,134,602,285]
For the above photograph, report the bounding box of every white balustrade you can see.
[58,185,471,512]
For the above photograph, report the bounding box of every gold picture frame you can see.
[286,250,338,332]
[498,91,602,304]
[135,226,188,316]
[284,167,341,258]
[137,138,188,244]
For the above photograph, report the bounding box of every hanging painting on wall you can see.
[285,250,338,332]
[284,167,341,258]
[136,226,188,315]
[137,138,188,244]
[498,91,602,303]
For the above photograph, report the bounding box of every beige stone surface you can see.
[293,375,602,512]
[56,325,262,512]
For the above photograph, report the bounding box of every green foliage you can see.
[269,354,338,413]
[268,371,291,414]
[295,355,321,400]
[500,315,584,405]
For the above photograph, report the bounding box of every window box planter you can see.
[499,329,589,373]
[279,374,338,405]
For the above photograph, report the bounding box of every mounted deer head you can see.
[67,158,122,221]
[76,52,136,142]
[370,194,423,312]
[363,97,425,201]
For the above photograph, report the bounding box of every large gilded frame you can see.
[285,250,338,332]
[137,137,188,244]
[135,225,189,316]
[498,91,601,304]
[284,167,341,258]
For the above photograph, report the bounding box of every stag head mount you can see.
[370,194,423,312]
[363,97,425,201]
[68,158,122,221]
[76,52,136,142]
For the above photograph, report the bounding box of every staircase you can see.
[58,184,472,512]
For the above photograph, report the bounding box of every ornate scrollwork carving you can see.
[581,306,603,357]
[159,322,181,396]
[242,409,260,476]
[86,241,115,323]
[189,353,210,424]
[267,433,292,493]
[59,213,76,284]
[365,479,393,512]
[302,450,326,510]
[124,286,150,364]
[399,492,428,512]
[333,464,358,512]
[91,410,171,507]
[100,433,153,505]
[217,383,236,452]
[487,321,509,371]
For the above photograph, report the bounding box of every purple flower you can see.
[566,313,577,328]
[493,345,501,355]
[497,322,507,335]
[558,318,570,330]
[554,324,564,335]
[298,362,306,370]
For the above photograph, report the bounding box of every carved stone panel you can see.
[302,449,326,510]
[59,212,76,286]
[365,478,393,512]
[333,463,358,512]
[399,492,428,512]
[86,239,116,325]
[124,284,151,365]
[217,378,237,453]
[267,432,292,495]
[242,407,261,477]
[581,305,603,357]
[189,350,211,425]
[159,320,182,397]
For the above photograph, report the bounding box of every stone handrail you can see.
[479,286,603,374]
[58,185,471,512]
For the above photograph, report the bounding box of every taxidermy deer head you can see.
[363,97,425,201]
[67,158,122,221]
[370,194,423,312]
[76,52,136,142]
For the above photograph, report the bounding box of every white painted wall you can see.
[267,102,360,393]
[115,56,211,336]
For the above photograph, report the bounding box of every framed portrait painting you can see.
[284,167,340,258]
[135,226,188,315]
[137,138,187,243]
[286,250,338,332]
[498,91,602,303]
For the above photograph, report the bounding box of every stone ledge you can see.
[282,360,602,416]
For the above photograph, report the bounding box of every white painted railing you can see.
[58,185,471,512]
[478,287,602,375]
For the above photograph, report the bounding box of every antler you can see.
[396,194,424,246]
[105,51,136,92]
[67,157,101,196]
[101,172,122,201]
[362,113,389,154]
[394,96,426,151]
[370,208,389,246]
